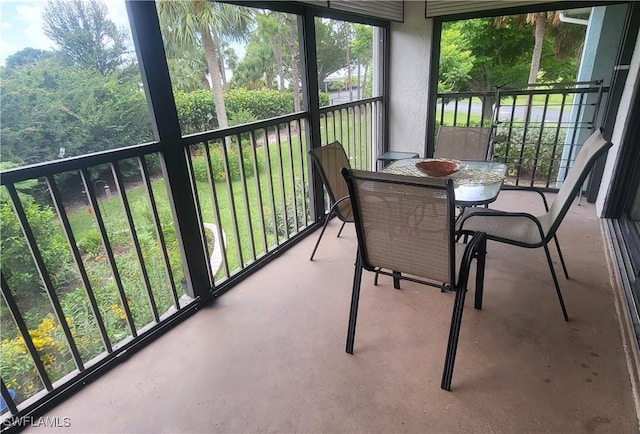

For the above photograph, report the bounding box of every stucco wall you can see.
[596,29,640,216]
[388,1,431,157]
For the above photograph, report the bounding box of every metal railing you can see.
[436,81,608,190]
[0,97,383,429]
[319,97,382,171]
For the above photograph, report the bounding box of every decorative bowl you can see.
[415,159,461,177]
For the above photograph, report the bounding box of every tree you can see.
[438,26,474,93]
[315,19,347,90]
[497,12,585,86]
[157,1,253,131]
[4,48,55,69]
[351,24,373,98]
[42,0,128,75]
[0,57,152,166]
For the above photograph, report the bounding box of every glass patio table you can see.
[382,158,507,207]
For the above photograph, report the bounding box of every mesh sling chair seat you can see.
[341,168,488,391]
[308,141,354,260]
[456,128,613,321]
[434,126,493,161]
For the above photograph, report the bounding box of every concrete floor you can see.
[27,191,638,433]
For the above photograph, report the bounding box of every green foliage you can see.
[190,142,256,183]
[78,231,103,256]
[175,88,315,134]
[42,0,128,75]
[439,26,475,93]
[314,18,348,88]
[493,125,567,179]
[0,58,153,166]
[0,198,73,299]
[271,179,309,238]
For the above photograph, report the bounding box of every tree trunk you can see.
[357,63,361,99]
[528,13,546,86]
[202,26,228,130]
[345,26,352,101]
[524,12,546,123]
[217,46,228,91]
[287,17,301,112]
[273,42,286,90]
[361,63,369,98]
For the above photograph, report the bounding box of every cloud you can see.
[0,0,131,65]
[1,1,53,64]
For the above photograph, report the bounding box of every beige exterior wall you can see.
[388,1,431,157]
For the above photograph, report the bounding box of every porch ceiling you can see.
[25,191,638,433]
[426,0,581,18]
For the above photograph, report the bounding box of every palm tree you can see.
[157,1,253,130]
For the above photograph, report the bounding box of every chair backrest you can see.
[434,126,492,161]
[342,168,456,285]
[309,141,353,221]
[544,128,613,238]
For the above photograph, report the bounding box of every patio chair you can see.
[308,141,354,260]
[341,167,488,391]
[434,126,493,161]
[456,128,613,321]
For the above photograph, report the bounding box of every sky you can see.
[0,0,130,66]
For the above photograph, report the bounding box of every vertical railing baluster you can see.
[322,113,328,145]
[1,273,53,392]
[354,104,367,170]
[5,183,84,370]
[547,93,568,188]
[564,92,586,182]
[466,96,473,126]
[219,138,244,269]
[275,123,290,240]
[81,168,137,337]
[248,130,268,254]
[453,98,459,126]
[262,126,280,247]
[286,121,300,232]
[202,142,230,280]
[530,94,550,187]
[296,118,309,226]
[46,175,112,352]
[1,379,18,415]
[111,161,159,323]
[235,133,257,262]
[332,110,337,143]
[138,156,181,309]
[185,146,215,286]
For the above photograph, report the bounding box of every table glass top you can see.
[383,158,507,206]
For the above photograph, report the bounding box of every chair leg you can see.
[336,221,347,237]
[543,244,569,321]
[474,238,487,310]
[441,285,468,391]
[346,253,364,354]
[392,271,401,289]
[309,210,334,261]
[553,235,569,279]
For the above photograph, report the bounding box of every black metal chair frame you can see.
[457,128,613,321]
[342,168,488,391]
[308,142,354,261]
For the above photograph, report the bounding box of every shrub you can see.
[78,231,103,256]
[0,199,73,300]
[493,125,567,180]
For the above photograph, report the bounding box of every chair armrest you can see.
[500,185,550,212]
[457,210,546,245]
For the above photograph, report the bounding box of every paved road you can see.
[443,100,574,123]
